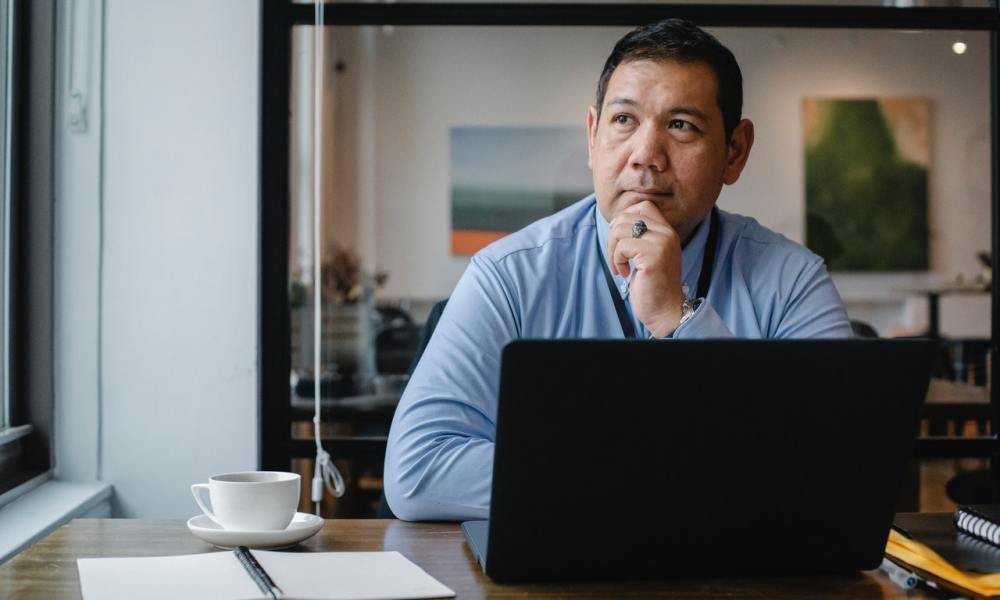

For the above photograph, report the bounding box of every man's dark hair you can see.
[595,18,743,140]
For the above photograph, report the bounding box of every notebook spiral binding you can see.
[955,509,1000,546]
[956,531,1000,561]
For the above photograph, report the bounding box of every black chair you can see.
[375,325,422,375]
[850,319,879,339]
[945,338,991,387]
[941,337,996,505]
[376,299,449,519]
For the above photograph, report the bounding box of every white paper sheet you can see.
[255,550,455,600]
[78,552,262,600]
[77,550,455,600]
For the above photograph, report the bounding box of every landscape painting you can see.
[804,97,930,271]
[450,126,593,255]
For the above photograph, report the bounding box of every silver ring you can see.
[631,220,647,239]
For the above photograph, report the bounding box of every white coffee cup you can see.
[191,471,300,531]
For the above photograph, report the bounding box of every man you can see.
[384,19,853,521]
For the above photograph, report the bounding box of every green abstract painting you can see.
[804,98,929,271]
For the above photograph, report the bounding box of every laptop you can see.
[462,339,936,582]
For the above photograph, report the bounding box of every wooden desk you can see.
[0,517,944,599]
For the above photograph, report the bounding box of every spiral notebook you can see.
[77,549,455,600]
[956,505,1000,547]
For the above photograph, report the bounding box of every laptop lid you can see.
[484,339,935,582]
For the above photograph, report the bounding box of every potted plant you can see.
[290,244,387,397]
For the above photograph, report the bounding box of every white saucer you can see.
[187,512,324,549]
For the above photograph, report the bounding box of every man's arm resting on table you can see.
[384,255,517,522]
[384,396,495,521]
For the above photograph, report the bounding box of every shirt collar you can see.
[594,202,711,300]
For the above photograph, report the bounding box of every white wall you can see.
[56,0,260,517]
[332,26,990,337]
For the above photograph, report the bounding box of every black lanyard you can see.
[596,207,720,339]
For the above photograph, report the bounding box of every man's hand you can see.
[607,200,686,337]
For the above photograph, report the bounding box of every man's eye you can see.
[668,119,694,131]
[612,114,633,126]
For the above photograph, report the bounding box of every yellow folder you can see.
[886,528,1000,598]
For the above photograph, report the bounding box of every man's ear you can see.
[586,105,598,170]
[722,118,754,185]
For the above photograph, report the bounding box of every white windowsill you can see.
[0,479,112,564]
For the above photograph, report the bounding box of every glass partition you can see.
[286,23,993,516]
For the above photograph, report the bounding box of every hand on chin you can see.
[607,199,686,337]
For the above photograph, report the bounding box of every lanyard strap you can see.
[697,207,720,300]
[599,244,638,338]
[596,207,720,339]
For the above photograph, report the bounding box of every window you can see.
[0,0,23,498]
[0,0,56,504]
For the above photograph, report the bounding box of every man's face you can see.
[587,58,750,243]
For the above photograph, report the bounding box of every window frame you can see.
[0,0,56,505]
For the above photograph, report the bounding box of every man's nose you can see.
[629,124,669,173]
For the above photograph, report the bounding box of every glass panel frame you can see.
[0,0,11,432]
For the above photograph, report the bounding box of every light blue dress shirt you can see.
[384,195,853,521]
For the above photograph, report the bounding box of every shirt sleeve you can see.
[383,254,518,521]
[673,256,854,339]
[768,257,854,338]
[671,299,733,338]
